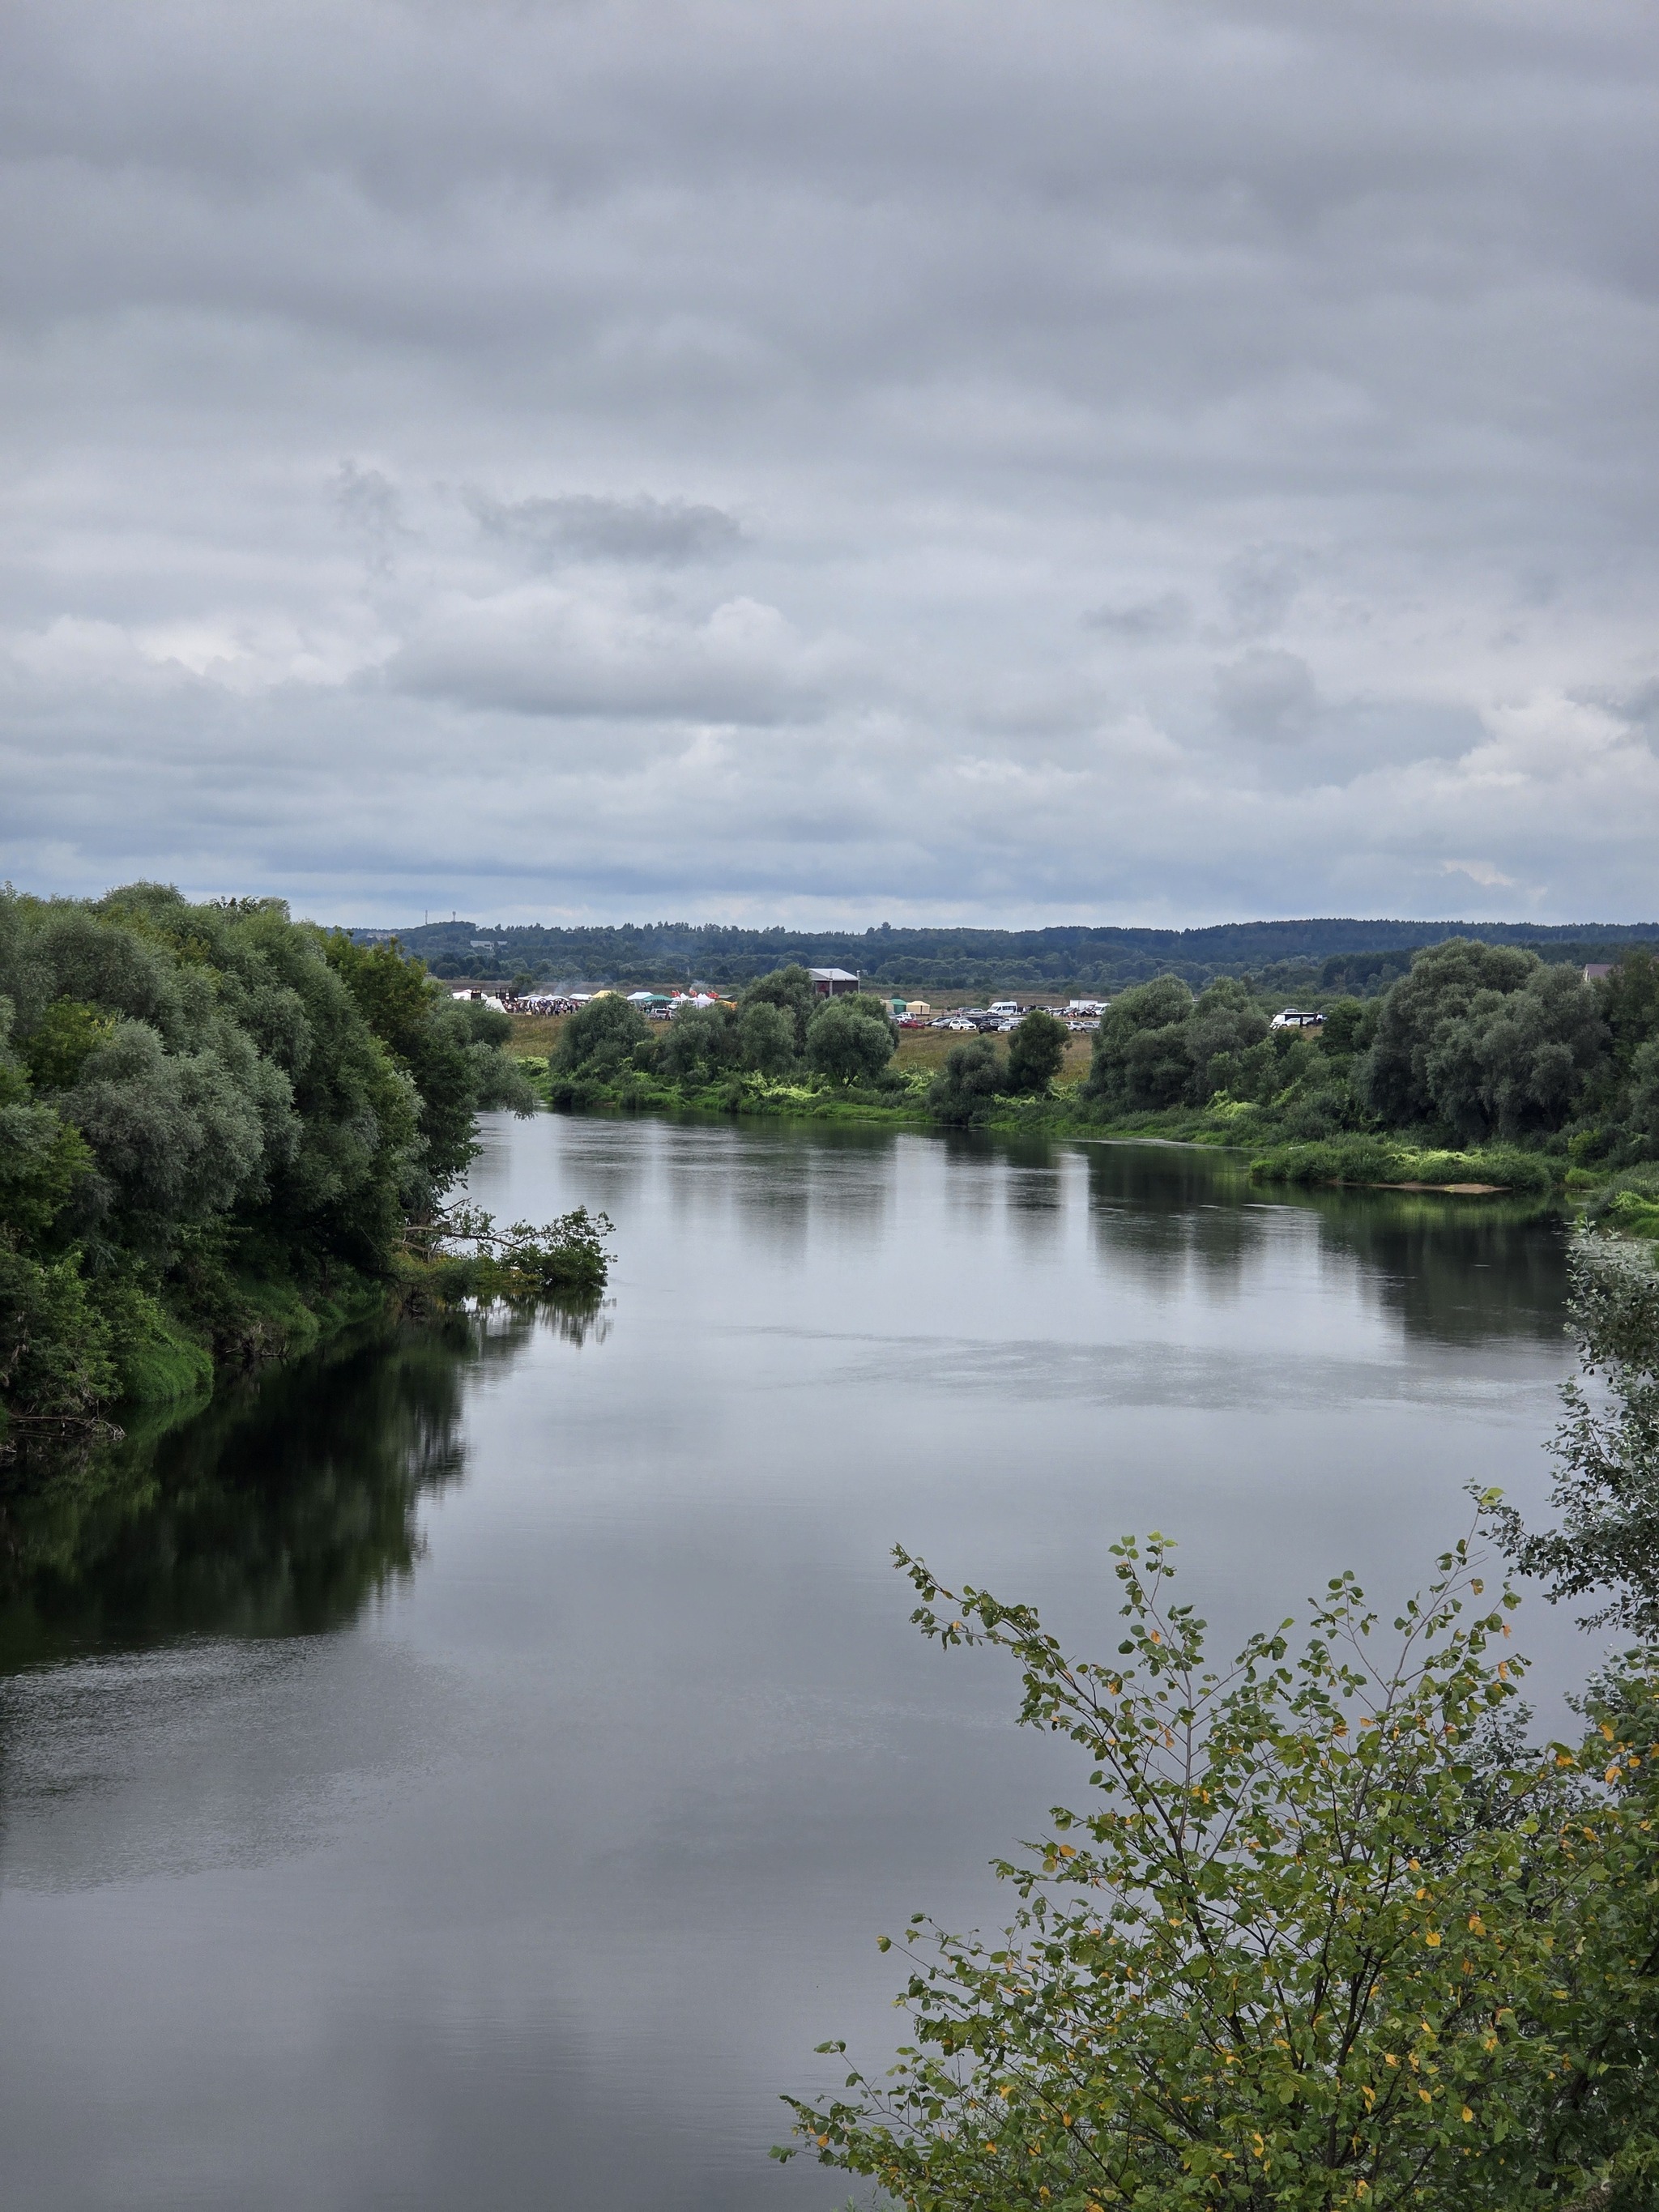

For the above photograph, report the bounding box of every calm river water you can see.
[0,1114,1595,2210]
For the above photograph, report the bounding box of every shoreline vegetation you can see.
[7,902,1657,1439]
[516,943,1659,1240]
[0,884,611,1441]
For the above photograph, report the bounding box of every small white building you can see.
[807,966,860,996]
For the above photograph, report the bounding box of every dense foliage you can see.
[549,965,905,1105]
[929,1035,1009,1127]
[1497,1234,1659,1634]
[0,884,541,1427]
[1083,944,1659,1170]
[785,1521,1659,2211]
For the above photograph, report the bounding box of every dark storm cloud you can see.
[1,0,1657,923]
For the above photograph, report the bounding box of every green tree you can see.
[659,1004,740,1087]
[0,885,557,1427]
[1082,977,1195,1114]
[1599,953,1659,1082]
[1627,1042,1659,1160]
[741,964,820,1055]
[1319,996,1377,1062]
[739,1000,798,1076]
[784,1527,1659,2211]
[928,1035,1004,1125]
[1497,1234,1659,1634]
[324,935,535,1204]
[553,992,655,1080]
[1005,1008,1068,1094]
[806,995,897,1085]
[1359,940,1608,1140]
[1185,978,1269,1102]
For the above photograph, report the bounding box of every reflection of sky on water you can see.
[0,1115,1589,2212]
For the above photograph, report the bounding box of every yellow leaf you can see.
[1461,2107,1474,2123]
[1425,1931,1442,1948]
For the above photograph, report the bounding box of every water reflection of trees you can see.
[1081,1140,1567,1345]
[0,1304,569,1669]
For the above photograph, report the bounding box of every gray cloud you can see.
[1215,649,1320,744]
[1084,593,1191,641]
[465,492,744,568]
[332,462,412,578]
[1,0,1657,923]
[1223,548,1303,640]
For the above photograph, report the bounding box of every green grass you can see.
[1247,1136,1559,1195]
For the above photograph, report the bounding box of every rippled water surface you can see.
[0,1115,1589,2210]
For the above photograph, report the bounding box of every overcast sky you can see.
[3,0,1657,927]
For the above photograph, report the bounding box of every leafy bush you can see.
[1497,1234,1659,1634]
[412,1202,614,1301]
[659,1004,739,1088]
[553,992,655,1081]
[740,964,819,1055]
[1004,1008,1068,1094]
[806,995,897,1085]
[1081,977,1196,1113]
[928,1036,1005,1126]
[739,1000,798,1076]
[784,1527,1659,2212]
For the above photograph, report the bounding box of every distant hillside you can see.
[340,916,1659,998]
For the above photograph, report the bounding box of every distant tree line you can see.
[352,915,1657,999]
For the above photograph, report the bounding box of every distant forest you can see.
[349,916,1659,999]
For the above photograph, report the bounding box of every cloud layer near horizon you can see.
[3,0,1657,926]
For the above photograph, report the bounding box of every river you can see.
[0,1113,1593,2210]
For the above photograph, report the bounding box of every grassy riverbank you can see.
[517,1036,1583,1200]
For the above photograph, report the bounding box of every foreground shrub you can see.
[1498,1233,1659,1638]
[783,1527,1659,2210]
